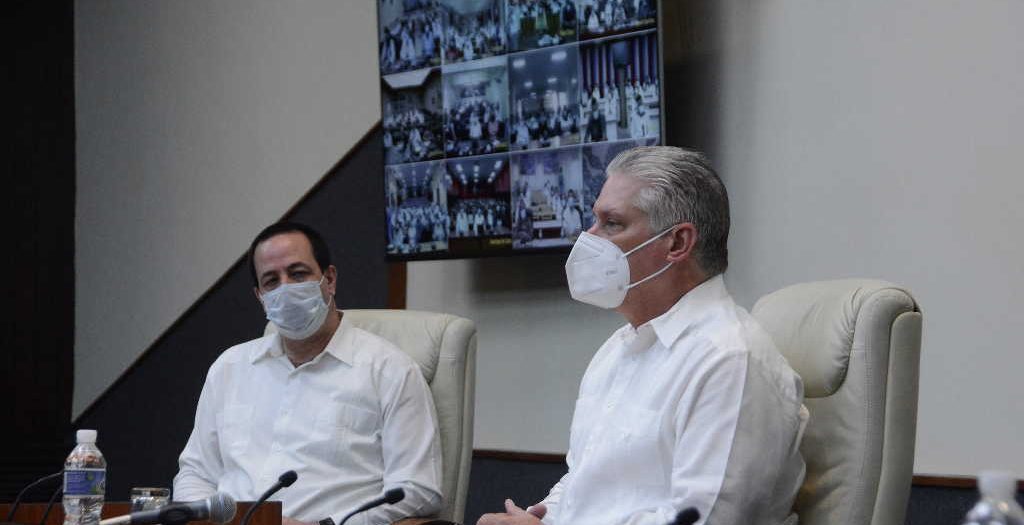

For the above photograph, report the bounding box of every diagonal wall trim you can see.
[74,121,383,425]
[75,121,395,497]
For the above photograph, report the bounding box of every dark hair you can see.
[248,221,332,286]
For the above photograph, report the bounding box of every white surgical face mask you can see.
[261,275,332,340]
[564,227,675,309]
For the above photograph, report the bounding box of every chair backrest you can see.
[266,309,477,523]
[752,280,922,525]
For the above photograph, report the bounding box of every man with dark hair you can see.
[245,221,332,287]
[175,222,443,525]
[480,147,807,525]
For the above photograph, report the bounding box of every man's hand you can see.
[476,499,546,525]
[282,517,314,525]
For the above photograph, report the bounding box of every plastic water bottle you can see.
[63,429,106,525]
[963,470,1024,525]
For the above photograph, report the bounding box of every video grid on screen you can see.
[379,0,660,259]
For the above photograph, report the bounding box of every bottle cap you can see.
[76,429,98,444]
[978,470,1017,499]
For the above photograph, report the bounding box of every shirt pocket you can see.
[315,400,379,434]
[610,404,661,445]
[314,399,381,464]
[315,399,380,444]
[606,404,665,482]
[216,404,253,456]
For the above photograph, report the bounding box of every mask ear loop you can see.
[324,276,336,312]
[623,226,678,289]
[626,260,674,289]
[312,273,334,313]
[622,225,676,258]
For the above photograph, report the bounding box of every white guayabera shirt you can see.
[542,275,808,525]
[174,315,442,525]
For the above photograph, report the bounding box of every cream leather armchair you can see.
[266,309,477,524]
[752,280,922,525]
[342,310,476,524]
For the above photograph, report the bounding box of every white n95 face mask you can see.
[261,275,332,340]
[564,228,675,309]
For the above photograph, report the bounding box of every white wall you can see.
[407,255,623,453]
[410,0,1024,476]
[76,0,1024,477]
[73,0,381,417]
[715,0,1024,477]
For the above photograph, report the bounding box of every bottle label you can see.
[64,469,106,496]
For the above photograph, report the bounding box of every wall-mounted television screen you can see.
[379,0,661,260]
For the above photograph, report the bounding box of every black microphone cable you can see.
[38,486,63,525]
[5,471,63,522]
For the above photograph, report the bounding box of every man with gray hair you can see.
[479,146,807,525]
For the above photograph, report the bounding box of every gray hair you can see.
[606,146,730,276]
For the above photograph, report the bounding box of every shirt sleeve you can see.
[656,352,750,525]
[693,353,806,525]
[348,356,443,525]
[173,364,224,502]
[539,336,612,525]
[539,470,568,525]
[612,352,802,525]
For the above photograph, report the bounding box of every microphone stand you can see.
[337,489,404,525]
[239,471,298,525]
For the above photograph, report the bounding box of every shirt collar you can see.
[249,311,354,365]
[648,274,731,349]
[249,333,283,363]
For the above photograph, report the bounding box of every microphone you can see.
[99,493,236,525]
[4,471,63,522]
[337,488,405,525]
[671,507,700,525]
[238,471,299,525]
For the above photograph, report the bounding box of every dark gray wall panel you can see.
[2,0,76,503]
[75,129,388,499]
[459,458,1023,525]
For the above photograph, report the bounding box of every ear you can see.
[666,223,698,263]
[253,286,264,306]
[324,265,338,297]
